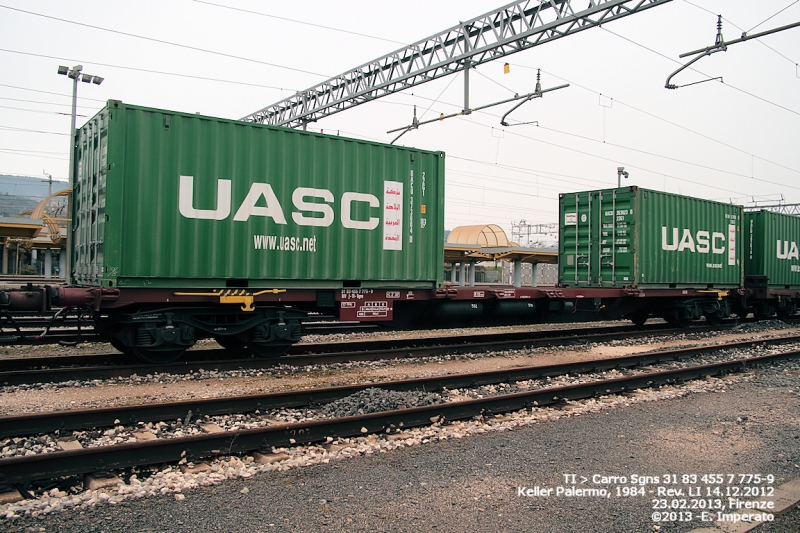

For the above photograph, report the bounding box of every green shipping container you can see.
[72,101,445,289]
[559,187,743,288]
[744,210,800,288]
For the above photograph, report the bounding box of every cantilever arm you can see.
[501,93,540,126]
[500,83,569,126]
[387,83,567,143]
[666,16,800,90]
[664,47,725,89]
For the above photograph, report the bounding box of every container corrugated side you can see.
[744,210,800,288]
[73,101,445,289]
[559,187,743,288]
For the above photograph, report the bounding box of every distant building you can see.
[0,175,68,277]
[0,175,69,218]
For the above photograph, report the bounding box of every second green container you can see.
[559,187,743,289]
[744,210,800,289]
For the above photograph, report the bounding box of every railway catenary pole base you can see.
[1,358,798,532]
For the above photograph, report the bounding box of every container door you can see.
[560,189,635,287]
[73,109,108,286]
[597,189,635,286]
[560,191,596,285]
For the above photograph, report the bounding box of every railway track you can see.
[0,319,377,346]
[2,333,797,438]
[0,336,798,487]
[0,322,755,386]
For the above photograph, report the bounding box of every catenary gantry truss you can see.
[745,204,800,216]
[242,0,673,128]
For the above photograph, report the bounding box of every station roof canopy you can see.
[447,224,509,247]
[444,224,557,264]
[29,234,65,250]
[0,217,43,239]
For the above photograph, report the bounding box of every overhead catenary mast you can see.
[241,0,673,129]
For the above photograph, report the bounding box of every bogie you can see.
[103,306,307,363]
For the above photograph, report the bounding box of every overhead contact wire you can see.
[0,49,296,92]
[0,5,328,78]
[191,0,406,45]
[600,27,800,117]
[527,66,800,176]
[386,90,795,193]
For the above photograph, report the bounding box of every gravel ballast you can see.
[319,388,446,418]
[2,322,798,416]
[2,358,798,532]
[3,337,798,460]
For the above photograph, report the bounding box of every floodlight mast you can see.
[241,0,673,129]
[617,166,629,187]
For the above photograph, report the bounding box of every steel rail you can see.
[0,350,796,485]
[4,322,674,371]
[0,323,739,385]
[1,334,798,438]
[0,322,678,370]
[0,321,373,346]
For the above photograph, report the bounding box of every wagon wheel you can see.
[730,304,749,320]
[665,311,692,328]
[628,311,649,327]
[776,303,797,321]
[122,324,189,364]
[754,305,776,321]
[214,334,248,352]
[108,336,132,355]
[94,318,131,355]
[247,341,292,358]
[703,311,723,326]
[130,345,187,364]
[103,326,138,362]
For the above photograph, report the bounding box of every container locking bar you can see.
[173,289,287,311]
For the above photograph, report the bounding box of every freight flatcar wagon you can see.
[62,101,445,362]
[742,209,800,317]
[0,104,797,361]
[558,187,744,325]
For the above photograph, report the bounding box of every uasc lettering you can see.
[662,227,726,254]
[777,240,799,260]
[179,175,381,231]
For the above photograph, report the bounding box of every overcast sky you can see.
[1,0,798,243]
